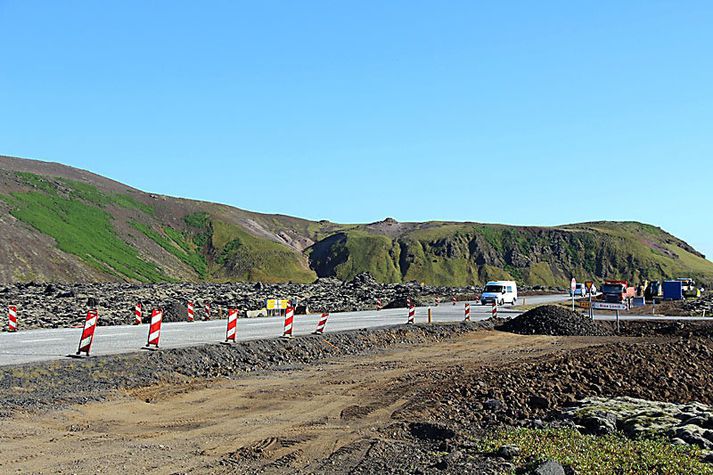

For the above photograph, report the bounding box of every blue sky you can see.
[1,1,712,259]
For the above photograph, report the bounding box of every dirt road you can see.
[0,330,609,474]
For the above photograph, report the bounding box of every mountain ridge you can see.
[1,154,711,286]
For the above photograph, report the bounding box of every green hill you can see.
[1,155,711,286]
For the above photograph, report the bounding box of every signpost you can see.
[585,281,594,319]
[570,278,576,311]
[591,301,627,333]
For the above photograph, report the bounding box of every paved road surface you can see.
[0,294,708,366]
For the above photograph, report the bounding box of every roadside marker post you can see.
[584,281,594,320]
[204,301,211,321]
[143,309,163,350]
[187,301,195,322]
[8,305,17,332]
[223,308,238,344]
[428,307,432,324]
[452,296,456,305]
[407,305,415,324]
[74,308,98,357]
[314,312,330,334]
[570,278,577,311]
[435,297,440,306]
[376,298,382,311]
[491,302,498,319]
[282,306,294,338]
[133,303,143,325]
[464,303,471,322]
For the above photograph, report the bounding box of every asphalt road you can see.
[0,293,708,367]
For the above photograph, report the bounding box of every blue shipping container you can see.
[662,280,683,300]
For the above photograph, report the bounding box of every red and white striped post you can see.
[435,297,440,306]
[224,308,238,343]
[464,303,471,322]
[282,306,295,338]
[407,297,412,307]
[8,305,17,332]
[452,296,457,305]
[376,298,383,311]
[187,301,195,322]
[144,309,163,350]
[76,309,98,356]
[314,312,329,334]
[204,302,211,321]
[407,305,415,324]
[491,302,498,319]
[133,303,142,325]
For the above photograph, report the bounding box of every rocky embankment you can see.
[560,396,713,451]
[0,321,488,416]
[0,273,480,330]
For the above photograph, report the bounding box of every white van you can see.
[480,281,518,306]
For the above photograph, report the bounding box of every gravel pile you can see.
[497,305,612,336]
[402,337,713,432]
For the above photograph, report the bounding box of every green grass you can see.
[130,221,207,277]
[476,428,712,474]
[212,220,316,283]
[0,191,167,282]
[16,172,154,214]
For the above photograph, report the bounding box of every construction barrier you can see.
[145,309,163,349]
[407,305,415,324]
[314,312,329,334]
[76,309,98,356]
[225,308,238,342]
[491,302,498,319]
[435,297,440,306]
[376,298,383,311]
[407,297,412,307]
[204,301,211,321]
[133,303,142,325]
[8,305,17,332]
[452,296,457,305]
[282,306,294,337]
[464,303,471,322]
[187,301,195,322]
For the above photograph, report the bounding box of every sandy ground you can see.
[0,331,609,474]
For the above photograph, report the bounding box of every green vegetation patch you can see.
[212,220,315,283]
[131,221,207,277]
[476,427,712,474]
[0,191,167,282]
[15,172,153,214]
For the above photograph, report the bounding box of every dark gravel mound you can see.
[616,320,713,338]
[498,305,612,336]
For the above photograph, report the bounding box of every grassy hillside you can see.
[1,155,711,286]
[307,222,713,287]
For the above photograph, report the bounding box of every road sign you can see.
[578,300,591,309]
[585,281,593,291]
[266,299,289,310]
[592,302,627,311]
[570,278,577,292]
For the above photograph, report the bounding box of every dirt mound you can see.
[497,305,612,336]
[496,305,612,336]
[616,320,713,338]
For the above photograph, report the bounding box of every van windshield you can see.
[484,285,504,293]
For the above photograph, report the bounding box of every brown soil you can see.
[0,331,606,474]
